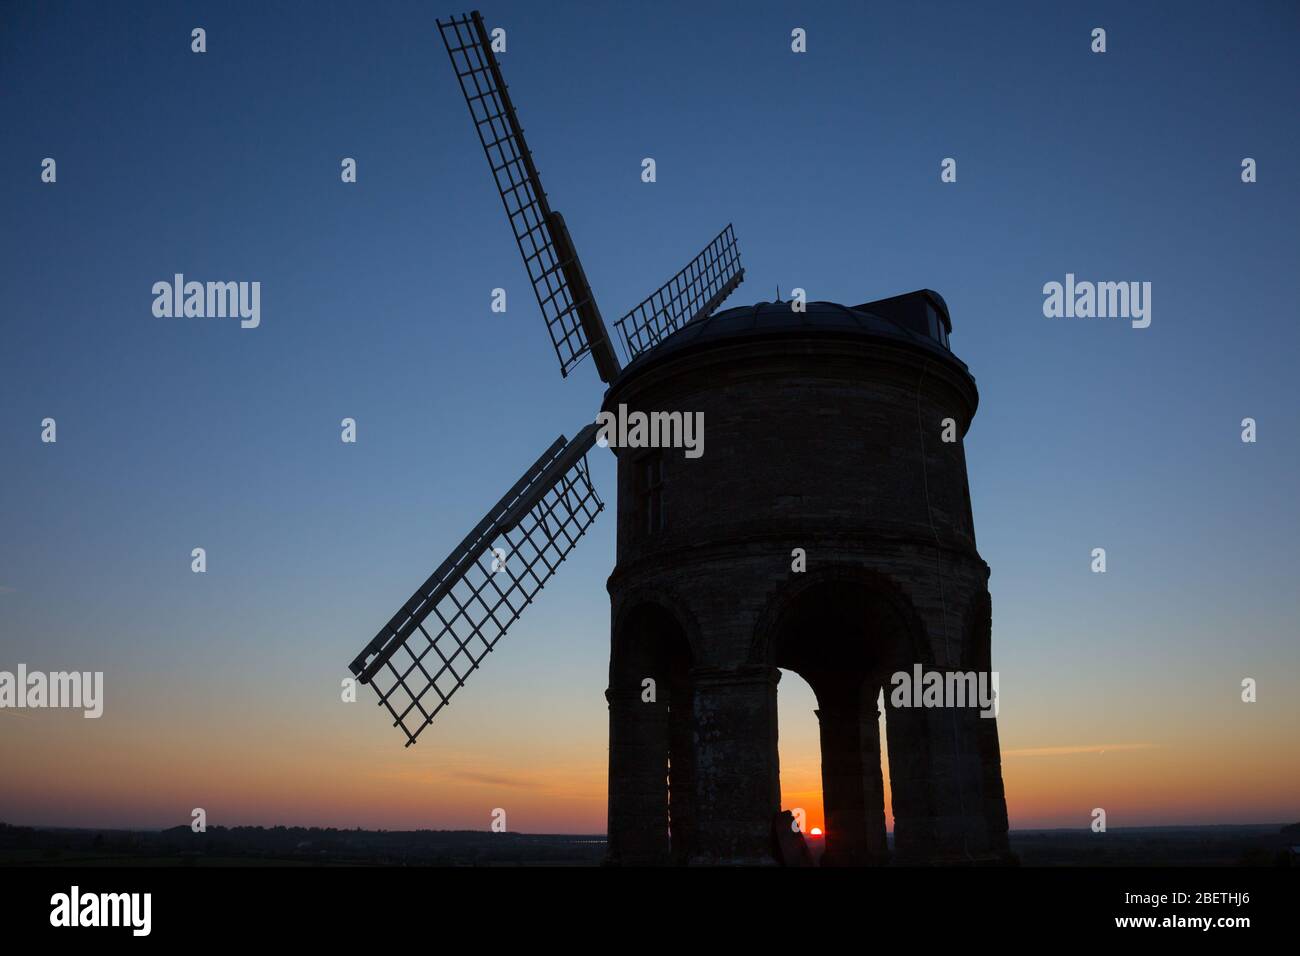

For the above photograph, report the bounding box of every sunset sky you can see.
[2,0,1298,835]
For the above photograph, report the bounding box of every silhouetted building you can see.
[604,293,1012,865]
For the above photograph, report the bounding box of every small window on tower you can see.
[927,304,950,348]
[637,454,665,535]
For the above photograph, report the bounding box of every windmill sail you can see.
[437,11,621,383]
[349,424,604,746]
[614,224,745,363]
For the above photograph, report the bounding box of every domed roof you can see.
[614,291,972,382]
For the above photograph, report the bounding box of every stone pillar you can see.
[891,703,1001,863]
[605,687,670,865]
[688,665,781,865]
[816,683,889,866]
[885,701,938,863]
[668,679,696,863]
[967,589,1012,860]
[928,705,989,861]
[975,709,1012,859]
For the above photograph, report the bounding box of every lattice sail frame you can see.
[436,12,620,382]
[614,223,745,362]
[349,425,603,746]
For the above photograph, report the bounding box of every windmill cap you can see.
[613,290,969,385]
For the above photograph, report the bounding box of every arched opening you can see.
[776,668,825,856]
[777,672,899,865]
[607,602,695,864]
[769,574,920,866]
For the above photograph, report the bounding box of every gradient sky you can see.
[2,0,1298,835]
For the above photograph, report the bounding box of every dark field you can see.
[2,821,1295,867]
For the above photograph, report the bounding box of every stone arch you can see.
[611,582,704,668]
[750,563,938,865]
[750,563,933,669]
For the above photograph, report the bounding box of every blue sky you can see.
[1,0,1297,830]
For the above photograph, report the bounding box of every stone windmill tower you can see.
[348,10,1011,867]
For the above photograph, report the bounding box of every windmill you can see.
[351,10,1010,868]
[347,10,745,747]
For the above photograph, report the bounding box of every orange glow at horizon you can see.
[2,669,1298,833]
